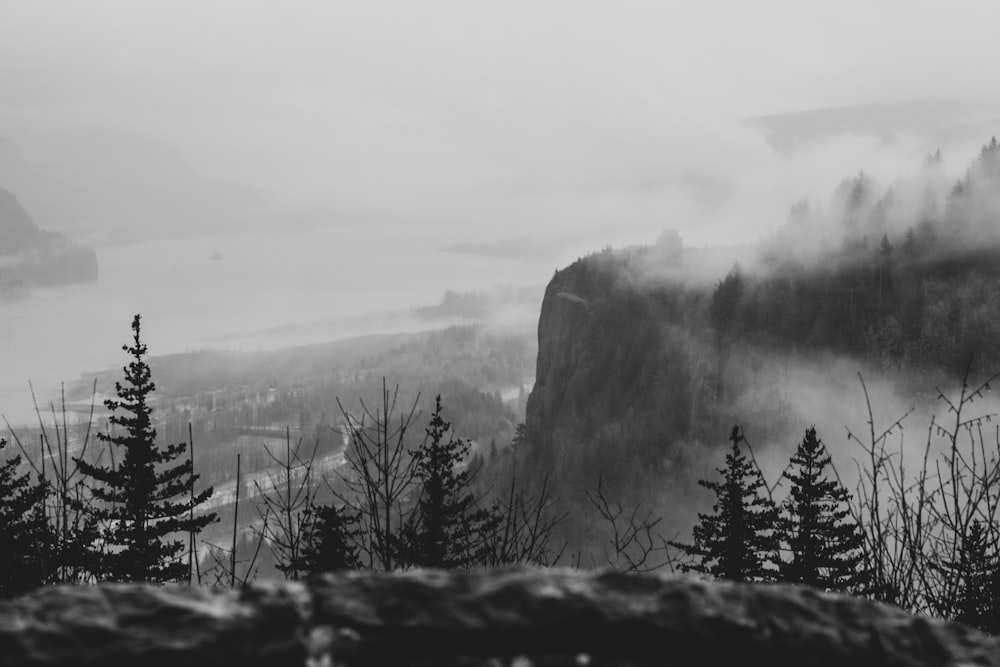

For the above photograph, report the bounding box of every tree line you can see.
[671,424,864,591]
[0,315,213,592]
[672,362,1000,636]
[3,314,1000,638]
[0,314,562,594]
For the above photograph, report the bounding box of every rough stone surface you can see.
[0,582,306,667]
[524,255,706,464]
[1,569,998,666]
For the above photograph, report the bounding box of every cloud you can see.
[1,1,999,248]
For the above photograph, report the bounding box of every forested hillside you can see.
[521,139,1000,552]
[0,185,97,290]
[740,141,1000,374]
[59,324,533,494]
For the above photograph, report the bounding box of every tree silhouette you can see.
[0,438,54,597]
[672,426,780,582]
[333,380,420,571]
[511,422,527,450]
[397,395,492,569]
[255,430,323,581]
[329,385,563,571]
[711,264,744,406]
[938,519,1000,634]
[297,504,362,575]
[75,314,216,582]
[711,264,745,341]
[780,426,865,592]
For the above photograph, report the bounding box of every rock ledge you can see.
[1,569,997,666]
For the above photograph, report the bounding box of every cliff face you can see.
[525,230,1000,486]
[0,186,98,289]
[525,249,716,472]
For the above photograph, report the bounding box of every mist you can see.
[5,1,1000,595]
[4,2,1000,250]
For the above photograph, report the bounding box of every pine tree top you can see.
[74,314,216,584]
[782,426,852,507]
[780,426,864,593]
[674,425,780,583]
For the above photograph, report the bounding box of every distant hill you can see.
[0,128,276,243]
[745,99,1000,153]
[0,127,363,244]
[0,186,97,290]
[0,183,48,254]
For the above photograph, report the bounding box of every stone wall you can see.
[1,569,997,666]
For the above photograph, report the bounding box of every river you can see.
[0,225,550,426]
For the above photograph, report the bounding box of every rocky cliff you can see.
[525,141,1000,484]
[524,247,719,477]
[523,227,1000,494]
[1,569,996,666]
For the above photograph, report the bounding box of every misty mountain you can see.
[0,128,301,243]
[745,99,1000,153]
[0,185,97,289]
[522,137,1000,498]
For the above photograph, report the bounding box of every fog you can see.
[3,3,999,429]
[1,2,997,435]
[4,2,1000,252]
[6,3,1000,594]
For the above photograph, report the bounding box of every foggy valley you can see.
[5,2,1000,653]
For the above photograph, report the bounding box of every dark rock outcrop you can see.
[1,569,997,666]
[524,250,714,467]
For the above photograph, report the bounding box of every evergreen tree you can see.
[297,504,363,575]
[780,426,865,592]
[916,186,940,244]
[902,226,917,256]
[710,264,745,341]
[672,426,780,582]
[941,519,1000,634]
[75,314,216,583]
[397,395,491,569]
[711,265,744,407]
[511,422,527,450]
[879,233,893,256]
[0,439,54,597]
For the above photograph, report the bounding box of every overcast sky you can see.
[2,1,999,244]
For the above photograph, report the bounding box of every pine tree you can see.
[780,426,865,592]
[943,519,1000,634]
[75,314,216,583]
[0,439,54,597]
[397,395,491,569]
[711,265,744,407]
[672,426,780,582]
[710,264,745,341]
[511,422,527,450]
[297,504,363,575]
[879,233,893,256]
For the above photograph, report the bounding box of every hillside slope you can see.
[523,138,1000,493]
[0,186,97,289]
